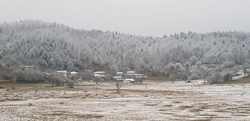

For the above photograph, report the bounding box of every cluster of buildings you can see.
[56,71,78,77]
[47,70,146,83]
[94,71,147,83]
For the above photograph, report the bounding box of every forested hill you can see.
[0,20,250,72]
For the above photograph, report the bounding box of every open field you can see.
[1,78,250,121]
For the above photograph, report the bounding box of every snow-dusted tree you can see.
[12,69,46,83]
[1,20,250,72]
[233,48,245,64]
[175,63,185,79]
[110,64,118,76]
[223,73,232,82]
[79,69,93,80]
[190,56,199,65]
[46,72,67,86]
[183,62,191,80]
[188,73,198,80]
[242,64,249,76]
[206,71,222,84]
[93,76,102,85]
[67,80,74,88]
[223,60,235,67]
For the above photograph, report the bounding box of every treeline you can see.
[2,68,75,88]
[0,20,250,74]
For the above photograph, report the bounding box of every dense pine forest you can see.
[0,20,250,74]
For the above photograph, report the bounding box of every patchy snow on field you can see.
[1,81,250,121]
[232,70,246,80]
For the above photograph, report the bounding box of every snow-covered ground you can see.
[232,70,247,80]
[1,80,250,121]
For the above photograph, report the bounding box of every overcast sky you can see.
[1,0,250,37]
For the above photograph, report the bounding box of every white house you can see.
[113,76,124,81]
[94,71,106,77]
[70,71,78,76]
[117,72,123,75]
[57,71,67,77]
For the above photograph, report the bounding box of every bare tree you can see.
[93,76,102,85]
[170,73,176,83]
[46,72,66,87]
[11,78,16,90]
[67,80,75,88]
[242,65,249,76]
[110,64,118,76]
[116,80,123,93]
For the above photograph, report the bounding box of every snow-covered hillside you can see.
[0,20,250,72]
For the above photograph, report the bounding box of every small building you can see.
[124,78,135,83]
[135,74,144,78]
[127,71,135,74]
[117,72,123,75]
[113,76,124,81]
[125,71,137,79]
[70,71,78,76]
[94,71,105,74]
[57,71,67,77]
[94,71,106,77]
[124,71,145,84]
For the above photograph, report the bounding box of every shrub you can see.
[46,73,66,86]
[223,61,235,68]
[170,74,176,83]
[93,76,102,85]
[181,74,188,81]
[2,73,12,81]
[67,80,74,88]
[223,73,232,82]
[79,69,94,80]
[12,69,45,83]
[188,73,198,80]
[207,72,222,84]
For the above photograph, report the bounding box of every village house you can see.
[57,71,67,77]
[56,71,78,78]
[93,71,106,77]
[70,71,78,76]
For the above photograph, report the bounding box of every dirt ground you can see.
[1,79,250,121]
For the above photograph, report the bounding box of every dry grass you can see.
[148,76,171,82]
[172,100,182,103]
[189,108,203,112]
[214,109,229,113]
[221,76,250,84]
[0,82,100,91]
[178,105,193,109]
[45,110,104,119]
[163,104,173,107]
[144,102,159,106]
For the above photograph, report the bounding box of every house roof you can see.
[57,71,67,73]
[117,72,123,75]
[127,71,135,74]
[94,71,105,74]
